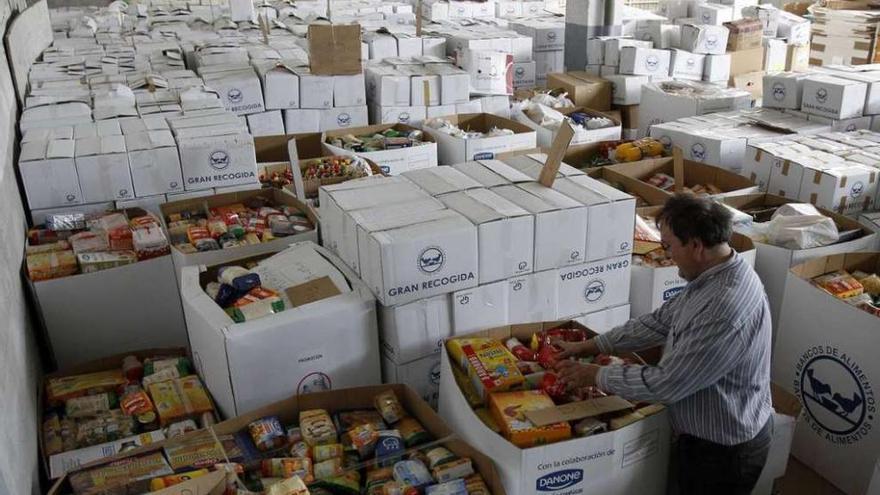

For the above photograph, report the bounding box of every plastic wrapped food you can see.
[397,417,431,447]
[392,460,433,489]
[249,416,287,451]
[301,409,338,446]
[65,392,117,418]
[813,270,864,299]
[375,390,405,424]
[432,458,474,484]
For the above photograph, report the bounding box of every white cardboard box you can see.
[763,72,807,110]
[669,49,706,81]
[203,69,266,116]
[619,47,672,77]
[439,324,671,495]
[360,210,479,306]
[296,67,334,109]
[74,135,134,202]
[574,303,631,334]
[801,75,868,120]
[334,73,367,107]
[452,279,510,333]
[324,124,438,176]
[694,4,733,25]
[48,430,166,479]
[507,268,559,324]
[19,139,82,209]
[381,352,442,410]
[246,110,286,137]
[703,54,731,83]
[440,189,535,283]
[423,113,537,165]
[452,160,532,188]
[771,253,880,495]
[604,38,653,67]
[175,126,259,190]
[284,109,321,133]
[492,183,589,270]
[379,293,452,364]
[605,74,650,105]
[366,65,411,107]
[255,62,300,110]
[798,164,877,216]
[181,242,381,417]
[556,255,632,318]
[125,130,183,197]
[763,38,788,73]
[116,195,166,218]
[371,105,428,128]
[319,106,369,132]
[512,61,537,89]
[401,166,483,197]
[679,24,730,54]
[29,254,187,369]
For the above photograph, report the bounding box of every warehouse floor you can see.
[780,459,844,494]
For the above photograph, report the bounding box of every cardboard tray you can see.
[48,384,508,495]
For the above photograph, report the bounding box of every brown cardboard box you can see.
[545,71,612,110]
[728,47,765,77]
[786,43,810,71]
[725,18,764,51]
[308,24,362,75]
[731,70,765,101]
[614,104,640,129]
[48,385,507,495]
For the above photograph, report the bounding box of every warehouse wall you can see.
[0,0,43,492]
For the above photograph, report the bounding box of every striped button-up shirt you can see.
[596,251,772,445]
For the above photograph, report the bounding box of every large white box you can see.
[125,130,183,197]
[825,71,880,116]
[371,105,428,128]
[379,294,452,364]
[556,255,632,318]
[366,65,411,107]
[203,69,265,116]
[763,38,788,73]
[604,38,653,67]
[360,211,479,306]
[423,113,537,165]
[381,353,443,410]
[798,164,877,216]
[452,279,510,333]
[439,323,671,495]
[605,74,650,105]
[801,76,868,120]
[246,110,285,137]
[324,124,438,176]
[181,242,381,417]
[402,166,483,197]
[174,126,259,190]
[679,24,730,54]
[772,253,880,495]
[19,139,82,209]
[703,54,731,83]
[284,109,321,133]
[334,73,367,107]
[669,49,706,81]
[493,183,589,270]
[694,4,733,25]
[296,67,334,109]
[29,254,187,369]
[512,61,537,89]
[619,47,672,77]
[507,268,558,324]
[440,188,535,283]
[574,303,631,334]
[74,135,134,202]
[319,106,369,132]
[763,72,807,110]
[255,62,300,110]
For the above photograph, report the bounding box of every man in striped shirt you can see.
[556,194,773,495]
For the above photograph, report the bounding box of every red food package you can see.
[505,338,536,362]
[541,372,567,400]
[108,226,134,251]
[537,345,562,370]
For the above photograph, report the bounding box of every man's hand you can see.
[551,338,601,359]
[555,360,602,389]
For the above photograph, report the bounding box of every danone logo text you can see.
[536,469,584,492]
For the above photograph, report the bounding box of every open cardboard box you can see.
[439,320,671,495]
[772,252,880,495]
[38,348,218,480]
[720,194,878,339]
[323,123,439,176]
[511,106,622,148]
[48,384,507,495]
[422,113,538,165]
[603,156,759,203]
[585,165,655,207]
[160,188,319,284]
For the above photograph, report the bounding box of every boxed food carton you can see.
[74,135,134,202]
[545,71,613,110]
[801,75,868,120]
[19,138,82,210]
[125,130,184,197]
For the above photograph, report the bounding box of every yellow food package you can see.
[149,380,187,426]
[447,338,493,369]
[489,390,571,448]
[27,250,78,281]
[177,375,213,415]
[458,339,525,399]
[46,369,126,405]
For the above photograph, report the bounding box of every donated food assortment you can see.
[203,263,287,323]
[326,129,430,153]
[301,156,372,181]
[813,270,880,317]
[632,215,674,268]
[166,198,313,253]
[26,209,170,281]
[66,390,489,495]
[645,173,723,196]
[447,325,664,448]
[43,355,215,460]
[423,119,515,139]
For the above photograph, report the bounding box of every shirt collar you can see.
[689,250,740,288]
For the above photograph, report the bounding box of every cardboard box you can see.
[728,47,765,77]
[180,242,381,416]
[801,75,868,120]
[786,43,810,71]
[160,188,318,280]
[703,53,731,82]
[334,73,367,107]
[371,105,428,128]
[27,252,187,369]
[381,353,443,410]
[777,10,811,45]
[439,188,535,283]
[732,70,765,103]
[74,135,134,202]
[556,255,632,318]
[493,183,589,270]
[202,69,265,116]
[512,61,537,89]
[638,82,752,138]
[604,38,653,68]
[318,105,369,132]
[695,3,734,25]
[798,164,877,216]
[573,303,630,334]
[283,108,321,133]
[246,110,285,137]
[720,194,877,337]
[742,142,789,191]
[379,293,452,364]
[604,156,759,202]
[771,253,880,495]
[763,72,807,110]
[859,210,880,233]
[826,71,880,116]
[669,49,706,81]
[422,113,537,165]
[19,138,82,209]
[680,24,730,55]
[763,38,788,73]
[324,123,438,176]
[439,322,670,495]
[507,268,559,324]
[546,72,612,111]
[308,24,362,76]
[254,61,299,110]
[605,74,650,105]
[512,106,622,148]
[452,279,510,333]
[618,47,672,77]
[125,130,183,197]
[402,166,483,196]
[174,126,259,191]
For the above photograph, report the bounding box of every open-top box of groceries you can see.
[323,123,439,176]
[48,385,506,495]
[439,320,671,495]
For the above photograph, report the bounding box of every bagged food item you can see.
[397,417,431,447]
[432,458,474,483]
[27,250,78,281]
[375,430,406,467]
[813,270,864,299]
[313,443,344,462]
[65,393,118,418]
[426,479,468,495]
[392,459,433,489]
[766,203,839,249]
[375,390,405,424]
[77,251,137,273]
[218,265,261,292]
[301,409,338,446]
[47,370,126,405]
[250,416,288,451]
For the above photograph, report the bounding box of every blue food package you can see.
[426,479,468,495]
[375,430,405,467]
[392,459,433,489]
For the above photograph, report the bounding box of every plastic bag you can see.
[765,204,839,249]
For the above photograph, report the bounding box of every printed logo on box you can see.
[209,150,231,170]
[227,88,244,104]
[584,279,606,302]
[536,469,584,492]
[456,294,470,305]
[66,193,76,202]
[337,113,352,127]
[705,34,719,50]
[816,88,829,104]
[701,12,711,23]
[473,152,495,160]
[690,143,707,162]
[398,112,411,123]
[297,372,332,394]
[515,66,526,78]
[430,362,441,384]
[418,246,445,274]
[547,31,557,42]
[851,181,865,198]
[794,348,875,444]
[645,55,660,72]
[772,82,786,101]
[686,57,695,67]
[512,280,524,291]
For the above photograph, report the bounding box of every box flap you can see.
[524,396,635,426]
[452,161,510,187]
[517,181,584,209]
[477,159,533,182]
[402,166,482,195]
[352,203,455,233]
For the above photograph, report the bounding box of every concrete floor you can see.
[779,458,845,495]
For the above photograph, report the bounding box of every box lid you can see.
[440,188,529,225]
[75,135,127,156]
[374,211,475,244]
[452,161,510,188]
[22,126,74,143]
[125,130,177,151]
[402,166,483,196]
[45,138,76,159]
[476,159,533,182]
[349,198,449,233]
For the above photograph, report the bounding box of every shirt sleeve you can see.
[595,315,746,404]
[593,294,678,354]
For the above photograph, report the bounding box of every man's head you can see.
[656,194,733,281]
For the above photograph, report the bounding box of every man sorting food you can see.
[554,194,772,495]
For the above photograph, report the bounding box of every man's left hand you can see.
[556,360,602,389]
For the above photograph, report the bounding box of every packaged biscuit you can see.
[47,369,126,405]
[488,390,572,448]
[177,375,213,415]
[250,416,287,451]
[27,250,78,281]
[77,251,137,273]
[814,270,864,299]
[149,469,210,490]
[148,380,187,426]
[432,458,474,483]
[313,443,344,462]
[68,451,173,495]
[163,433,242,471]
[301,409,338,446]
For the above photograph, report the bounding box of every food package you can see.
[27,250,78,281]
[300,409,338,446]
[47,370,126,405]
[766,203,839,249]
[148,381,187,426]
[450,339,525,399]
[68,451,173,495]
[177,375,213,415]
[813,270,864,299]
[488,390,572,448]
[77,251,137,273]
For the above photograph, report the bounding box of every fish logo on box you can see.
[513,281,524,291]
[66,194,76,202]
[795,350,875,444]
[772,83,786,101]
[227,88,243,104]
[337,113,352,127]
[418,246,445,274]
[705,34,718,49]
[851,181,865,198]
[515,66,525,78]
[584,280,605,302]
[398,112,411,123]
[691,143,707,161]
[645,55,660,72]
[547,31,557,42]
[816,88,828,104]
[430,362,442,384]
[536,469,584,492]
[701,12,711,22]
[457,295,470,305]
[209,150,231,170]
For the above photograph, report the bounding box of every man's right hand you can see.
[552,338,600,359]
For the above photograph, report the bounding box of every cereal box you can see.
[456,340,525,399]
[488,390,571,448]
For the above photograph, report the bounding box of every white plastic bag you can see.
[766,203,839,249]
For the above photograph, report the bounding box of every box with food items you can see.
[629,208,757,317]
[48,385,506,495]
[323,124,438,176]
[422,114,538,165]
[511,97,622,148]
[772,252,880,495]
[603,155,759,203]
[41,349,217,480]
[439,321,670,495]
[160,188,318,280]
[181,241,381,417]
[25,209,187,368]
[721,194,878,335]
[563,137,667,170]
[293,155,377,199]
